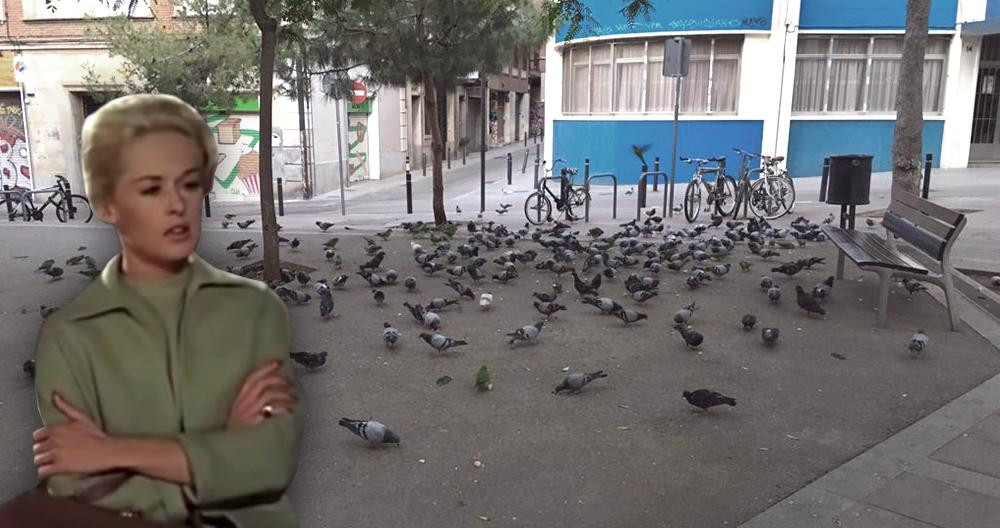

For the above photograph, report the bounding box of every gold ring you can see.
[262,405,274,418]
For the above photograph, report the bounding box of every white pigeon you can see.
[908,330,929,358]
[383,322,400,348]
[479,292,493,310]
[338,418,400,446]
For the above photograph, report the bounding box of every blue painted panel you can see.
[799,0,958,29]
[552,120,764,185]
[989,0,1000,20]
[555,0,773,42]
[786,120,943,178]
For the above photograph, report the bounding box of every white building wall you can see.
[942,0,988,168]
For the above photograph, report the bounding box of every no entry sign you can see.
[351,80,368,104]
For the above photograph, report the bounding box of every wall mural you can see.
[204,112,260,199]
[0,92,32,191]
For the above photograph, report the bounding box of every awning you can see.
[962,19,1000,35]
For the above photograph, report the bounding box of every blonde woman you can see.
[25,94,304,527]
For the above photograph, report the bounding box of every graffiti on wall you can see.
[204,113,261,198]
[347,113,370,181]
[529,100,544,137]
[0,92,31,191]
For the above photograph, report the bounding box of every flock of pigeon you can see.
[21,207,990,447]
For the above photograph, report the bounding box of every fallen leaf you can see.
[786,434,800,440]
[436,375,453,386]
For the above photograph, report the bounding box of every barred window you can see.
[562,36,742,115]
[792,35,949,114]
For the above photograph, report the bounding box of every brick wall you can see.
[4,0,185,42]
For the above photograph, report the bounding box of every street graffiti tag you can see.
[0,93,31,191]
[347,114,369,180]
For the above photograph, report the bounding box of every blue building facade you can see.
[544,0,995,184]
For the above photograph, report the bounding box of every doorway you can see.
[970,35,1000,162]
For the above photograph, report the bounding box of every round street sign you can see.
[350,80,368,104]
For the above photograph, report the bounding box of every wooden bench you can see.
[821,185,967,330]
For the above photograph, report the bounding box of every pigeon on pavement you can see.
[420,332,467,354]
[674,324,703,350]
[683,389,736,413]
[795,285,826,316]
[338,418,400,446]
[383,322,400,348]
[507,321,545,347]
[741,314,757,331]
[761,327,780,346]
[553,370,608,394]
[908,330,929,358]
[812,276,834,300]
[289,351,327,370]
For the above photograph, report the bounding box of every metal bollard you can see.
[522,149,529,173]
[534,154,540,189]
[204,194,211,218]
[63,179,76,219]
[405,156,413,214]
[3,185,13,220]
[422,152,427,177]
[652,158,660,193]
[447,147,451,170]
[584,158,590,221]
[276,177,284,216]
[637,173,647,210]
[524,132,528,147]
[507,153,512,185]
[463,145,467,165]
[922,153,932,199]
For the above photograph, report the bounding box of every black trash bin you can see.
[819,154,873,230]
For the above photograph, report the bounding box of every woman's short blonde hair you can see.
[81,93,217,210]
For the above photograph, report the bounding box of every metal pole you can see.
[405,155,413,214]
[524,132,527,147]
[4,185,14,220]
[667,77,680,218]
[534,144,540,189]
[463,144,467,165]
[522,149,528,173]
[480,74,487,213]
[276,177,284,216]
[507,152,512,185]
[584,158,590,222]
[447,146,451,169]
[422,152,427,177]
[335,99,346,215]
[922,153,932,199]
[203,194,211,218]
[653,157,660,193]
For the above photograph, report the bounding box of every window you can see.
[562,36,742,115]
[792,35,949,114]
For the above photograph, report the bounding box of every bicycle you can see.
[679,156,736,223]
[0,174,93,224]
[524,158,590,225]
[749,154,795,220]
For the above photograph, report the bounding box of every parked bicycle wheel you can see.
[569,187,589,208]
[712,175,738,217]
[749,177,794,220]
[524,191,552,225]
[56,194,94,224]
[684,181,702,223]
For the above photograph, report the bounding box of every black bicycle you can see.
[1,174,93,224]
[680,156,736,222]
[524,159,589,225]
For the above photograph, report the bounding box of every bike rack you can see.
[584,174,617,222]
[636,171,668,220]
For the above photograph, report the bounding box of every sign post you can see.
[663,37,690,218]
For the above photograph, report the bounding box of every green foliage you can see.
[80,0,260,110]
[541,0,654,42]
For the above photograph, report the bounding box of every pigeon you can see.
[761,327,780,345]
[316,221,335,231]
[534,301,566,318]
[812,276,834,300]
[78,267,100,279]
[553,370,608,394]
[673,302,697,324]
[507,321,545,347]
[631,289,658,303]
[237,219,255,229]
[427,298,459,310]
[741,314,757,331]
[289,238,300,251]
[296,271,311,287]
[66,255,87,266]
[760,276,774,290]
[739,260,752,272]
[475,365,493,391]
[771,261,802,276]
[422,311,442,330]
[36,259,55,272]
[419,332,467,354]
[235,243,258,259]
[373,289,386,305]
[683,389,736,413]
[571,271,601,296]
[759,249,780,260]
[325,248,336,261]
[617,309,647,326]
[383,322,400,348]
[42,266,64,280]
[289,351,327,370]
[901,278,928,295]
[224,213,237,220]
[315,286,334,318]
[221,221,231,228]
[446,279,475,300]
[991,276,1000,288]
[865,218,876,227]
[23,358,35,379]
[674,324,703,350]
[323,237,340,249]
[39,305,59,319]
[532,287,559,303]
[338,418,400,446]
[908,330,929,358]
[331,274,349,288]
[375,228,393,240]
[767,285,781,303]
[795,285,826,316]
[711,263,731,277]
[402,301,425,323]
[579,296,623,315]
[479,292,493,310]
[404,276,417,290]
[226,239,253,251]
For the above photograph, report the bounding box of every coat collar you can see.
[64,252,248,321]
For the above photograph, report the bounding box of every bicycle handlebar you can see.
[732,148,761,158]
[679,156,725,165]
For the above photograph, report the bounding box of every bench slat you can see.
[822,225,929,274]
[891,185,963,225]
[889,199,956,240]
[882,211,946,260]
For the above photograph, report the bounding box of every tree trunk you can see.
[423,70,447,224]
[891,0,931,196]
[249,0,280,282]
[296,54,312,199]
